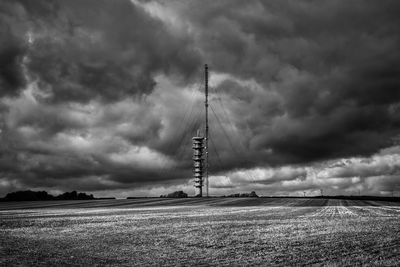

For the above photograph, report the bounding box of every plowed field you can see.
[1,198,399,266]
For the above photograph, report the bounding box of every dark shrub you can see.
[165,191,188,198]
[4,190,53,201]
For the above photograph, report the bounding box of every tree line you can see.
[1,190,95,201]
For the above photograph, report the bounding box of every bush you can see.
[56,191,94,200]
[227,191,259,198]
[161,191,188,198]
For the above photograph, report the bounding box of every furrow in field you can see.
[0,200,105,210]
[348,205,399,217]
[303,235,400,266]
[337,200,359,217]
[366,206,400,214]
[297,199,360,218]
[208,198,279,207]
[291,198,328,207]
[342,199,400,217]
[0,199,161,210]
[363,201,400,211]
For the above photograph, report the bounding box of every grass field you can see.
[1,198,399,266]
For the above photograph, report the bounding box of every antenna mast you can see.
[205,64,209,197]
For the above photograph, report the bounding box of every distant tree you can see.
[56,191,94,200]
[227,191,258,197]
[249,191,259,197]
[2,190,95,201]
[4,190,54,201]
[165,191,188,198]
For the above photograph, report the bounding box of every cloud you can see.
[1,0,400,197]
[163,0,400,164]
[1,0,201,102]
[206,146,400,196]
[0,1,29,97]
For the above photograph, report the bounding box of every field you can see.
[1,198,400,266]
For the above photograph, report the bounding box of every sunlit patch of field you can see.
[1,198,399,266]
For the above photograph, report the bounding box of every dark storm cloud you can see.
[1,0,201,102]
[178,0,400,165]
[1,0,400,197]
[0,1,28,97]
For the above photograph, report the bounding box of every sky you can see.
[1,0,400,198]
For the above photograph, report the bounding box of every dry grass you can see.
[1,198,399,266]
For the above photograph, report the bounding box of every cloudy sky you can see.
[1,0,400,198]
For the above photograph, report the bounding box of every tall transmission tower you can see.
[192,64,209,197]
[205,64,209,197]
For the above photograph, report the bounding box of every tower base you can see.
[195,186,202,197]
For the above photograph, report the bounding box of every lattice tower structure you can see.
[192,136,204,197]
